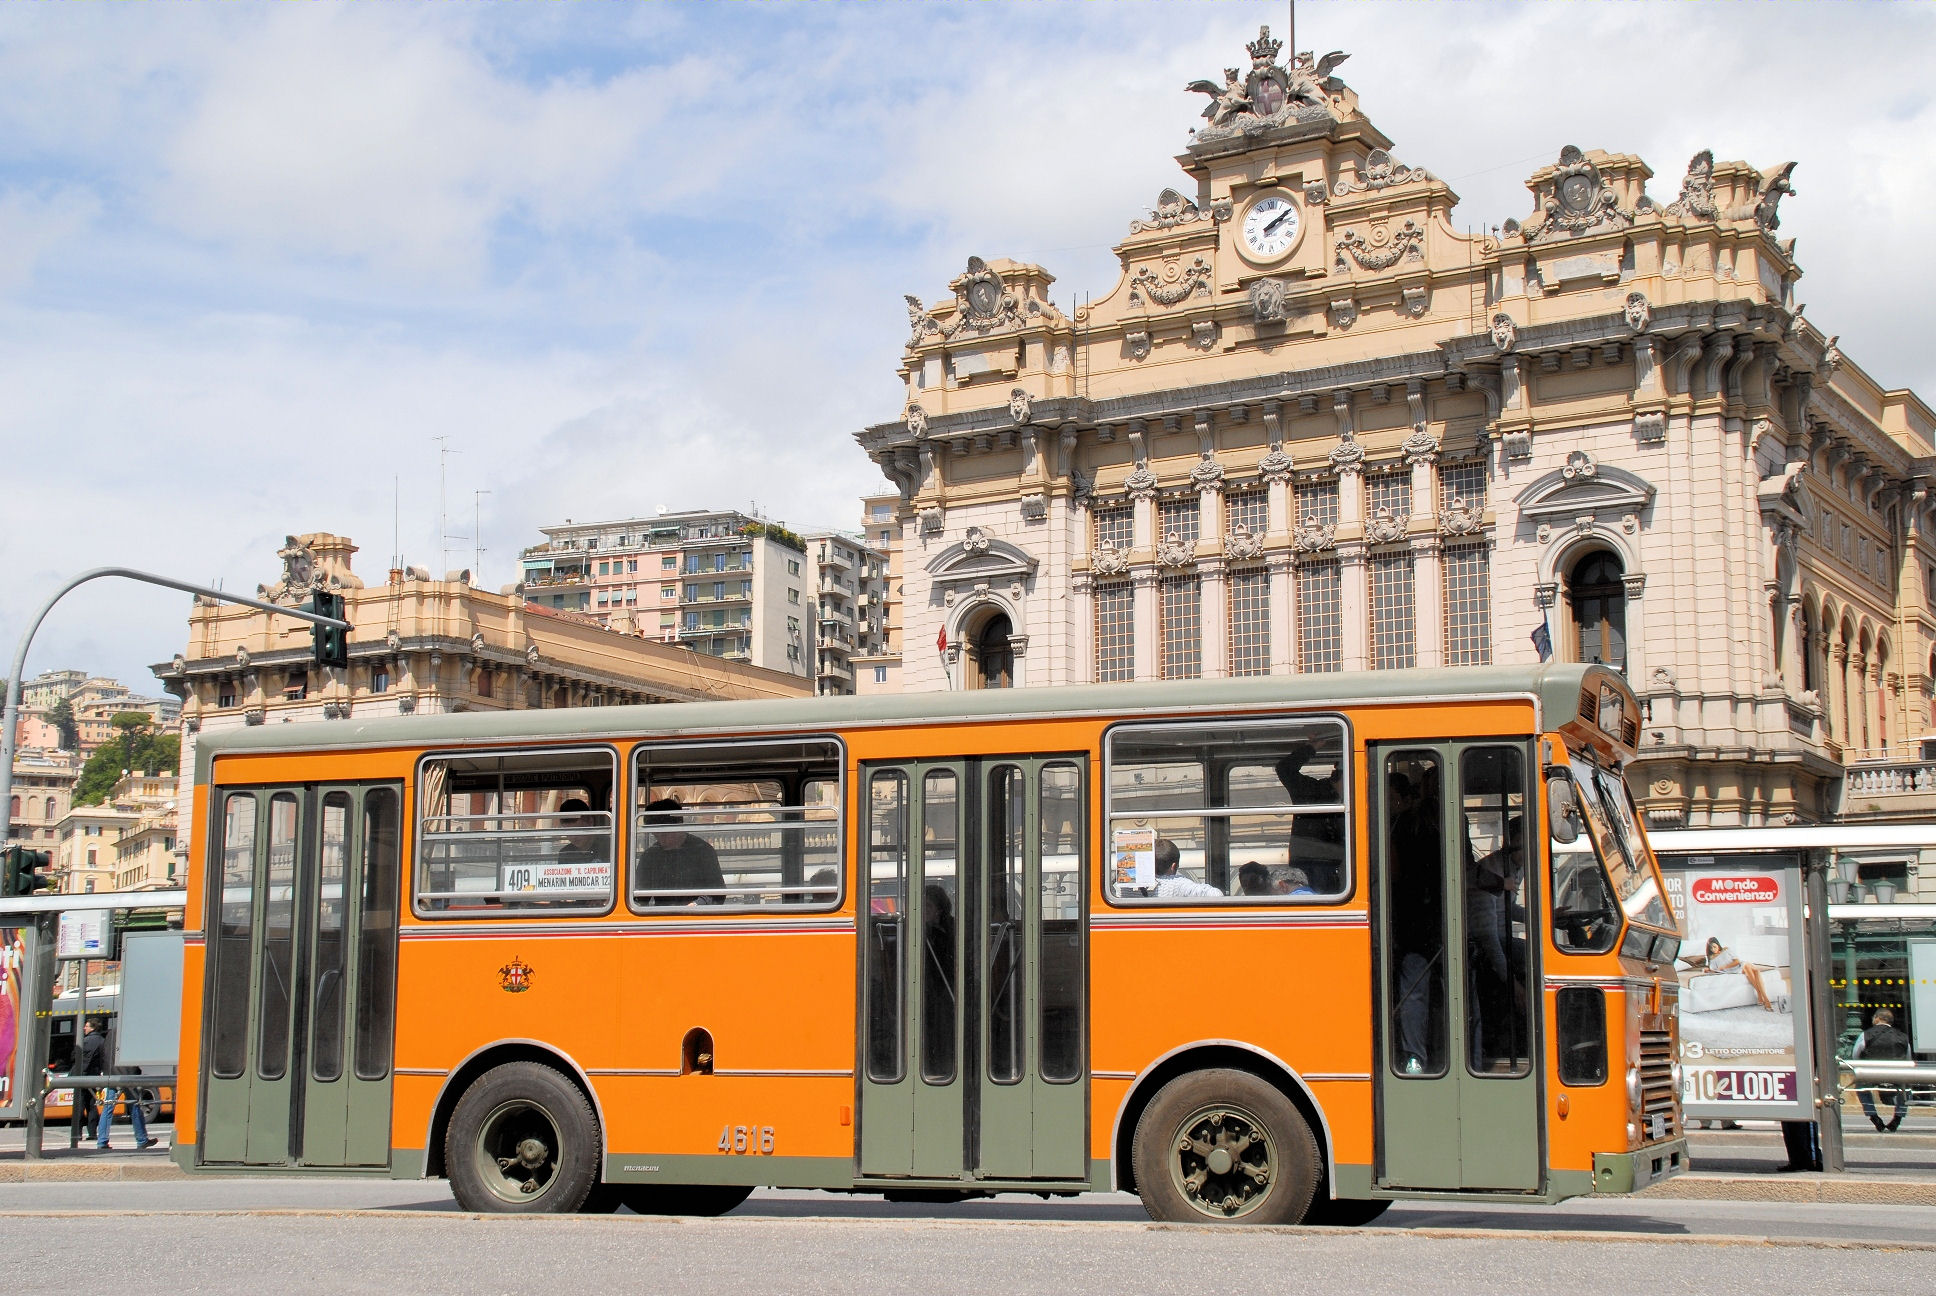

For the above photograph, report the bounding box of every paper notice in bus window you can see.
[500,861,613,894]
[1112,828,1156,891]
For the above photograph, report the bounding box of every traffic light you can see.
[2,845,54,897]
[310,591,349,670]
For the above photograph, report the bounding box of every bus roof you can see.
[193,662,1623,780]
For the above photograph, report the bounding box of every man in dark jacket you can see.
[67,1016,107,1136]
[1854,1008,1913,1132]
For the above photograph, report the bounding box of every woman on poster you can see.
[1678,935,1775,1012]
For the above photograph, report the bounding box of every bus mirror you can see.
[1547,775,1582,845]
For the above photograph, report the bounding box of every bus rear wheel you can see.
[616,1185,754,1216]
[446,1062,600,1214]
[1132,1068,1319,1225]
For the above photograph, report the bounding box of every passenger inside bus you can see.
[637,798,726,905]
[1154,838,1222,898]
[1387,763,1446,1074]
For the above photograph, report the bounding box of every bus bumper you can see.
[1593,1138,1687,1195]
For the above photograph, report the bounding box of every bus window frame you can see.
[627,733,847,916]
[1100,713,1354,908]
[411,743,623,920]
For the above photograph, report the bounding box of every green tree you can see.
[72,714,179,806]
[46,695,78,750]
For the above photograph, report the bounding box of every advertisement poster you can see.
[500,860,613,895]
[1112,828,1156,892]
[57,911,107,959]
[1661,855,1812,1120]
[1,927,22,1116]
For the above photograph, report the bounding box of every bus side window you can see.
[1104,718,1350,905]
[1549,773,1619,954]
[865,769,908,1083]
[632,739,842,910]
[414,748,617,917]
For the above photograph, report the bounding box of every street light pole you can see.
[0,567,352,844]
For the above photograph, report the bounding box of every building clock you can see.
[1240,193,1301,261]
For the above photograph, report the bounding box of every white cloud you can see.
[1,2,1932,694]
[0,185,99,293]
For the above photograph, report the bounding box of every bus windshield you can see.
[1569,753,1676,935]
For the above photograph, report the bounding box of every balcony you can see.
[1839,759,1936,821]
[682,590,753,606]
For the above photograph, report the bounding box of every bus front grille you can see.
[1639,1028,1678,1138]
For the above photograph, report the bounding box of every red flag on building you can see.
[937,625,948,655]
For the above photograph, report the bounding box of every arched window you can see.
[1800,606,1818,692]
[1567,551,1627,673]
[44,798,56,820]
[972,614,1014,690]
[8,795,17,821]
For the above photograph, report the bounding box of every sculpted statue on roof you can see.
[1186,26,1351,141]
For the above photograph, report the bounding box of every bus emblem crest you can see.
[498,957,534,994]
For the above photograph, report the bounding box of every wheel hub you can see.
[1171,1107,1274,1218]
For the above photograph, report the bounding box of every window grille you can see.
[1439,459,1487,514]
[1225,487,1268,539]
[1368,551,1417,670]
[1443,543,1493,666]
[1293,479,1339,530]
[1093,504,1133,550]
[1161,575,1202,680]
[1296,559,1342,674]
[1366,468,1412,525]
[1094,580,1134,682]
[1158,496,1201,546]
[1227,568,1270,677]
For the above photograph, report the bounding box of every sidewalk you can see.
[7,1119,1935,1203]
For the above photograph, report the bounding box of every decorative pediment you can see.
[1514,462,1655,521]
[926,531,1039,585]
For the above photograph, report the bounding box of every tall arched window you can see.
[972,614,1014,690]
[1567,551,1627,673]
[1800,606,1818,692]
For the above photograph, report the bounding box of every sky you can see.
[2,1,1932,695]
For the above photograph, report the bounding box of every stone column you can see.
[1071,572,1095,685]
[1622,573,1648,694]
[1200,558,1227,680]
[1269,553,1296,674]
[1340,544,1369,671]
[1829,642,1849,745]
[1132,567,1159,681]
[1414,536,1444,669]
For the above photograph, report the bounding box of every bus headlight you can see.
[1626,1065,1643,1113]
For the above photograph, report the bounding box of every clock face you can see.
[1242,194,1300,260]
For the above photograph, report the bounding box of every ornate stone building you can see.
[154,532,811,834]
[855,27,1936,829]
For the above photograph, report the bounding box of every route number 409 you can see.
[718,1125,775,1155]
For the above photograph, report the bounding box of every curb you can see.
[1636,1175,1936,1206]
[0,1161,186,1183]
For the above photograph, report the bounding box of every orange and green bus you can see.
[173,662,1685,1222]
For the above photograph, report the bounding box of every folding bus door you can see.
[858,757,1087,1184]
[1372,742,1541,1192]
[200,783,401,1168]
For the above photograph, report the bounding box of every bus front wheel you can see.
[1131,1068,1319,1225]
[446,1062,601,1214]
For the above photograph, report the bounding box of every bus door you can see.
[858,757,1087,1183]
[200,783,402,1169]
[1371,741,1540,1192]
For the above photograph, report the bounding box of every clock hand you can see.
[1264,207,1296,236]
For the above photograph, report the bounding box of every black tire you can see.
[578,1184,624,1214]
[1302,1194,1391,1226]
[445,1061,601,1214]
[137,1090,160,1124]
[616,1184,754,1217]
[1132,1068,1320,1225]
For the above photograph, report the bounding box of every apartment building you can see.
[520,509,813,679]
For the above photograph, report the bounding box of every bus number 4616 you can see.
[719,1125,775,1154]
